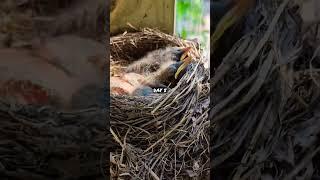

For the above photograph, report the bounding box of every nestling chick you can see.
[0,36,106,110]
[126,46,192,88]
[110,72,145,95]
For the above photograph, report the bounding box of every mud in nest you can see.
[110,28,210,179]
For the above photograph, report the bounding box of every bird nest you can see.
[212,0,320,179]
[110,28,210,179]
[0,101,107,179]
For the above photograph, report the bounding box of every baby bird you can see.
[0,36,106,110]
[110,72,153,96]
[126,46,192,88]
[110,47,192,96]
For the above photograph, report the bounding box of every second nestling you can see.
[110,46,192,96]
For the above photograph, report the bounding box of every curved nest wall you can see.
[110,28,210,179]
[0,101,106,179]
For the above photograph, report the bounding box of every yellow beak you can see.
[179,47,191,61]
[175,56,192,79]
[175,47,192,79]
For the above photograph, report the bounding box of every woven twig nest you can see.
[212,0,320,179]
[0,101,106,179]
[110,28,210,179]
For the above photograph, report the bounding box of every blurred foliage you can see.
[176,0,209,50]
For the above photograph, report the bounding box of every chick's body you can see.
[126,47,188,88]
[110,46,191,96]
[0,36,106,109]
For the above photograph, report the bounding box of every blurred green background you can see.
[175,0,210,57]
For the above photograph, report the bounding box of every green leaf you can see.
[181,28,187,39]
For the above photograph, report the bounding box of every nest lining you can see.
[110,28,210,179]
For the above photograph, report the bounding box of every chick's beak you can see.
[179,47,192,61]
[175,47,192,79]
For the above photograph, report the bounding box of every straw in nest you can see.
[211,0,320,179]
[110,28,210,179]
